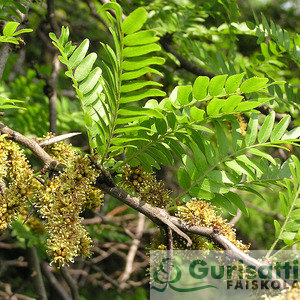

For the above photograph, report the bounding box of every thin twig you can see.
[119,213,145,282]
[244,200,284,220]
[229,209,242,225]
[38,132,82,147]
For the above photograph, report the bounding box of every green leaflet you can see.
[198,179,230,194]
[245,113,259,146]
[121,67,163,80]
[155,118,168,135]
[207,98,225,116]
[122,7,147,34]
[192,76,209,100]
[221,95,243,113]
[270,115,291,142]
[177,167,191,189]
[3,21,19,36]
[224,192,248,216]
[182,155,199,181]
[215,121,229,158]
[208,75,227,96]
[190,143,207,175]
[167,139,185,160]
[210,194,236,215]
[99,2,123,24]
[137,153,160,172]
[190,107,205,122]
[207,170,236,184]
[118,106,163,119]
[231,118,243,151]
[146,147,170,166]
[239,77,269,93]
[69,39,89,69]
[123,43,161,58]
[236,101,262,112]
[120,89,166,103]
[258,111,275,143]
[122,57,165,71]
[236,155,265,174]
[113,126,153,134]
[111,136,149,145]
[74,53,97,82]
[189,187,214,200]
[120,81,162,93]
[176,86,193,105]
[79,67,102,94]
[225,160,256,180]
[124,30,159,46]
[282,127,300,140]
[225,73,245,94]
[83,81,103,106]
[248,148,277,165]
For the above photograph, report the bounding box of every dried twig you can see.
[119,213,145,282]
[244,200,285,220]
[38,132,82,147]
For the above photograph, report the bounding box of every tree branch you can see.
[0,121,66,180]
[0,44,12,81]
[41,263,71,300]
[27,246,48,300]
[46,0,60,134]
[0,121,59,169]
[60,267,79,300]
[0,1,32,81]
[0,123,289,289]
[159,33,214,78]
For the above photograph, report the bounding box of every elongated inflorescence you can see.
[0,133,104,266]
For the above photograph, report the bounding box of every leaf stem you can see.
[265,184,300,258]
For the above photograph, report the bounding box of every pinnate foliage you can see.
[49,3,299,247]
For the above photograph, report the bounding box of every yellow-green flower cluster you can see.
[176,198,249,250]
[0,134,40,231]
[121,165,171,207]
[38,137,103,266]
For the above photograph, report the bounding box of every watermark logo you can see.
[150,250,299,300]
[152,257,217,292]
